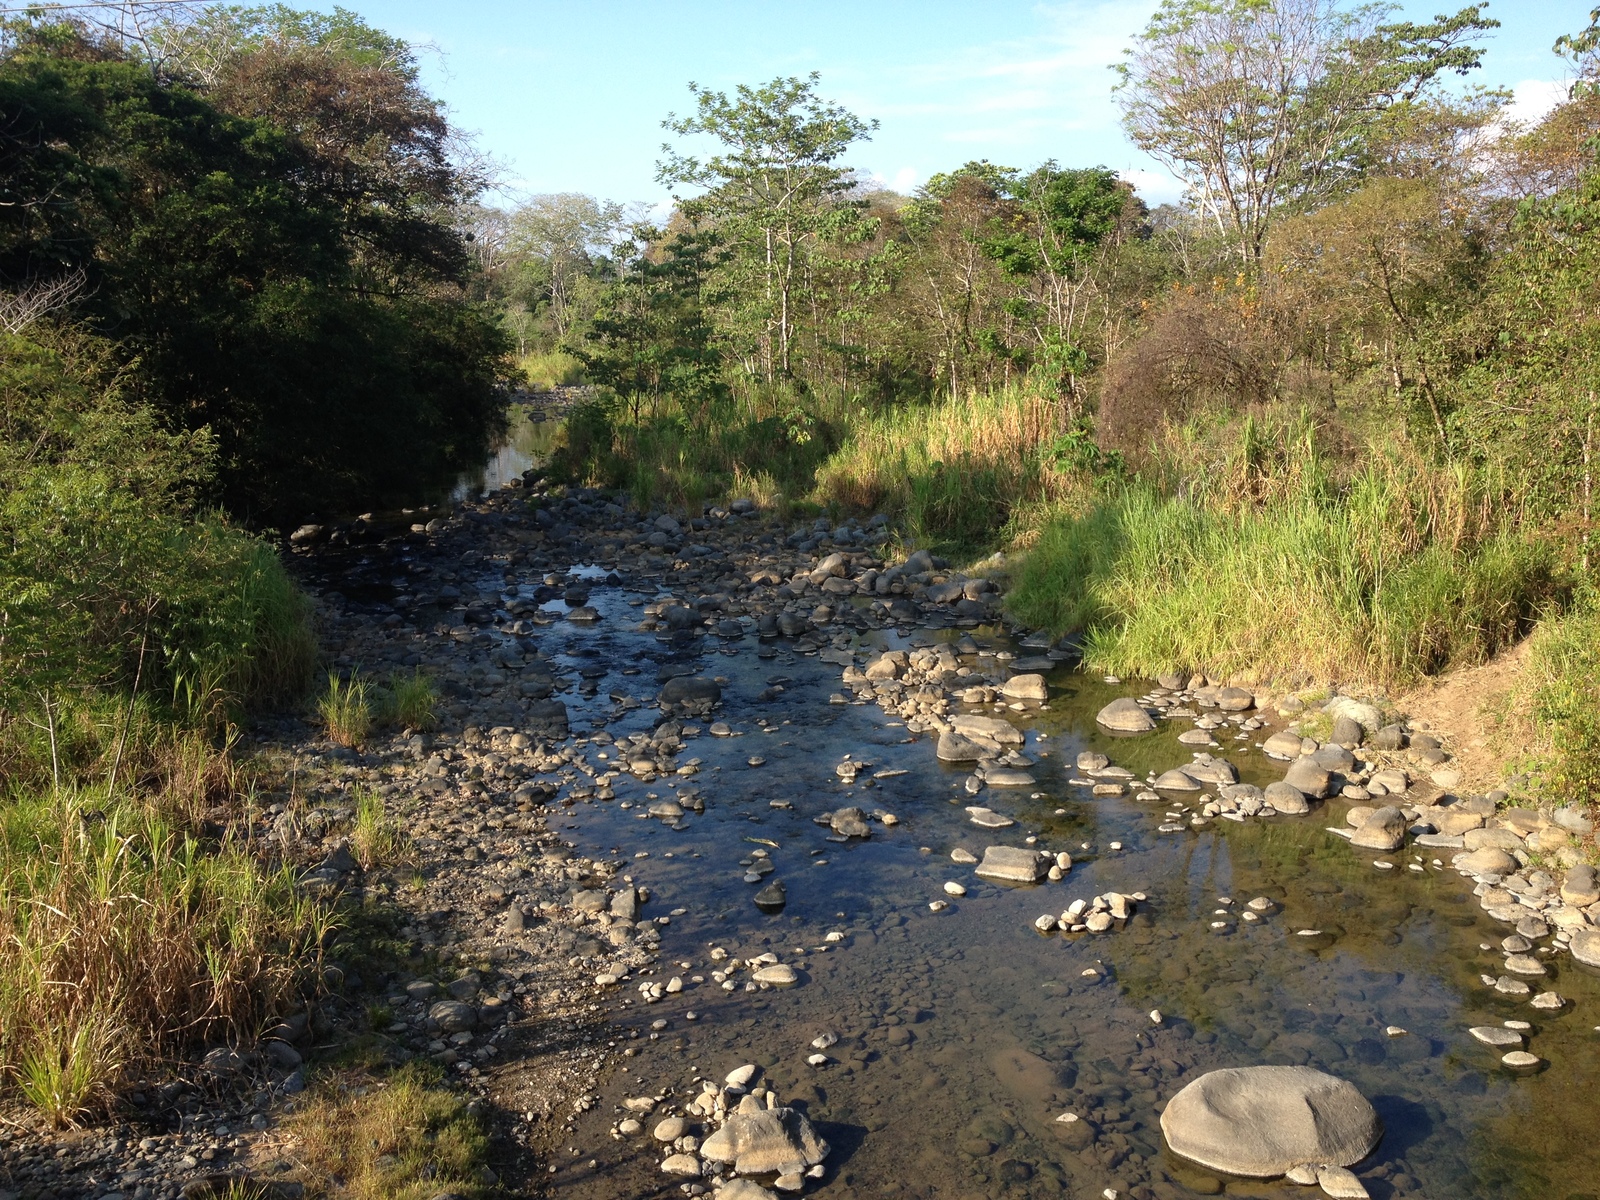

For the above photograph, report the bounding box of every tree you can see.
[572,224,725,422]
[507,193,626,339]
[0,17,514,522]
[658,73,876,379]
[1266,177,1482,443]
[1115,0,1496,261]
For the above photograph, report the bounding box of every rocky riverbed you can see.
[5,477,1600,1200]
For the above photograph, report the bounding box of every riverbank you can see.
[4,476,1597,1200]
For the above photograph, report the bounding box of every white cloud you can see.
[1501,78,1571,130]
[1116,168,1184,206]
[892,167,919,193]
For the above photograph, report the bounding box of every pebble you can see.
[943,882,967,896]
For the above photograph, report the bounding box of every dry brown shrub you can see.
[1095,287,1279,462]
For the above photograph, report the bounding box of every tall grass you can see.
[385,668,438,731]
[545,387,844,513]
[0,787,329,1124]
[1010,436,1563,688]
[1515,597,1600,806]
[320,673,373,748]
[351,788,413,870]
[814,385,1093,549]
[519,349,585,390]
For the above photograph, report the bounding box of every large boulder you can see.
[937,729,988,763]
[950,714,1025,745]
[1284,757,1334,798]
[1455,847,1518,876]
[1562,864,1600,907]
[1160,1066,1382,1178]
[1324,696,1383,733]
[1154,769,1202,791]
[1216,686,1254,711]
[1349,805,1406,852]
[974,846,1046,883]
[829,807,872,838]
[659,676,721,706]
[1001,673,1049,701]
[1570,928,1600,969]
[1097,697,1155,733]
[1263,730,1306,759]
[1264,781,1310,815]
[701,1103,829,1176]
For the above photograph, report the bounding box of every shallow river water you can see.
[457,561,1600,1200]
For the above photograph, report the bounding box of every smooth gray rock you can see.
[975,846,1046,883]
[1263,729,1305,758]
[1096,697,1155,732]
[1001,673,1049,701]
[1562,864,1600,907]
[1329,715,1365,747]
[936,730,988,762]
[1155,768,1202,791]
[950,714,1024,745]
[700,1105,829,1176]
[1350,806,1406,852]
[829,807,872,838]
[984,768,1037,787]
[1160,1066,1381,1178]
[1284,757,1334,798]
[660,676,721,706]
[428,1001,477,1033]
[1570,928,1600,969]
[1456,847,1518,876]
[1324,697,1383,732]
[1369,724,1406,751]
[1216,686,1254,711]
[1315,743,1356,773]
[1265,781,1310,815]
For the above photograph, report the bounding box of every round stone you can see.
[1160,1066,1382,1177]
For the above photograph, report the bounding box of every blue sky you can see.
[331,0,1582,209]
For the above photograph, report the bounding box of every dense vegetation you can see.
[0,5,511,1125]
[471,0,1600,802]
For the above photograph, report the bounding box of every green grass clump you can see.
[0,789,328,1123]
[320,672,373,747]
[1519,599,1600,807]
[288,1062,491,1200]
[385,668,438,731]
[1009,441,1561,689]
[351,788,413,871]
[520,348,585,390]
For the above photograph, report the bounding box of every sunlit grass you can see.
[319,672,372,747]
[287,1063,491,1200]
[0,788,329,1122]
